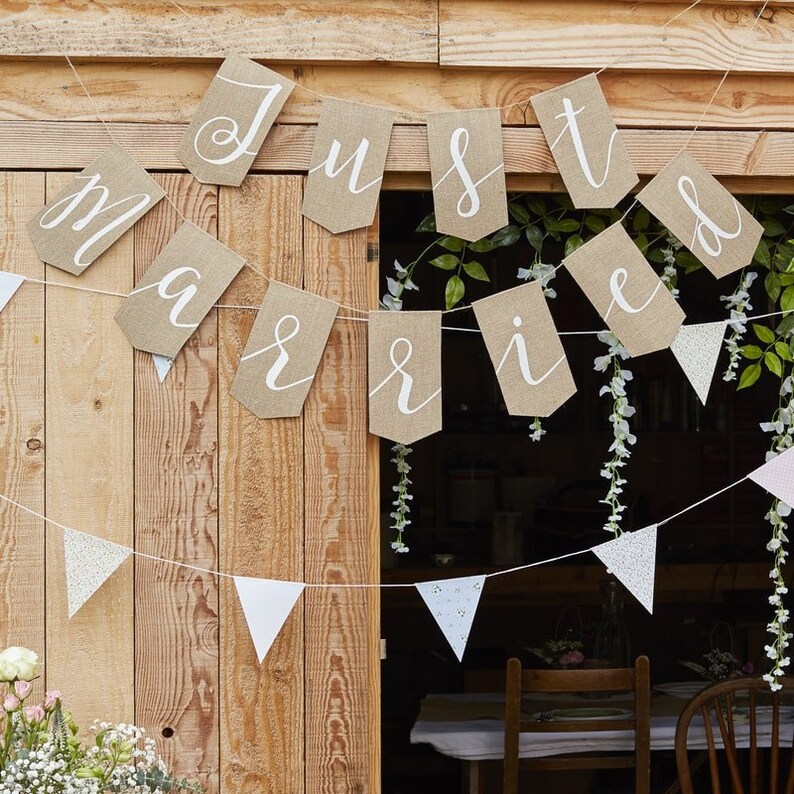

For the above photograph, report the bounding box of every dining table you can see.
[410,686,794,794]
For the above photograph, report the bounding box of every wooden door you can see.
[0,171,381,793]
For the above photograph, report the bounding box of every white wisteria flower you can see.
[721,270,757,381]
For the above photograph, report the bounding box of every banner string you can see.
[11,272,792,337]
[0,465,760,589]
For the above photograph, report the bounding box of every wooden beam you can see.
[3,60,794,130]
[440,0,791,72]
[0,0,438,64]
[2,122,793,178]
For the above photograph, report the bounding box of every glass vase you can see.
[592,579,632,668]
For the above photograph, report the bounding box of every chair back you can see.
[675,677,794,794]
[503,655,650,794]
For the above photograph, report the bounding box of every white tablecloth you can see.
[410,693,794,761]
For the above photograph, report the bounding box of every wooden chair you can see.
[503,655,651,794]
[675,677,794,794]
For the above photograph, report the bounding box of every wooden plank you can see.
[133,175,219,793]
[4,60,794,130]
[44,170,134,728]
[3,121,794,178]
[303,212,380,792]
[440,0,793,72]
[217,176,305,793]
[0,0,437,64]
[0,173,45,683]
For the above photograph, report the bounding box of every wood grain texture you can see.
[44,170,134,728]
[303,211,380,793]
[0,173,45,677]
[440,0,793,72]
[5,60,794,129]
[217,176,305,794]
[0,0,437,63]
[133,175,219,793]
[3,122,794,180]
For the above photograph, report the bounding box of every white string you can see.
[13,272,794,335]
[0,465,758,589]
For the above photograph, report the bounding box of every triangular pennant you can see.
[152,354,174,383]
[63,528,132,618]
[0,273,24,313]
[415,574,486,662]
[592,525,657,614]
[233,576,305,663]
[749,446,794,508]
[670,321,727,405]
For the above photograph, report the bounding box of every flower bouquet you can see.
[0,646,203,793]
[679,648,754,683]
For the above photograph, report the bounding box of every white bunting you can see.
[670,321,727,405]
[63,527,132,618]
[233,576,305,663]
[592,524,657,615]
[152,354,174,383]
[416,575,486,662]
[749,446,794,509]
[0,273,25,314]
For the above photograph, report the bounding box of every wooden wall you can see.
[0,1,792,792]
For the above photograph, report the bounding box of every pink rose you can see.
[559,650,584,667]
[44,690,62,709]
[13,680,31,699]
[24,704,44,722]
[3,694,19,712]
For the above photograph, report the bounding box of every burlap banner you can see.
[564,224,685,357]
[531,74,637,209]
[231,282,339,418]
[637,150,763,279]
[368,311,442,444]
[302,98,394,233]
[427,109,507,242]
[115,222,244,358]
[178,55,294,187]
[473,282,576,416]
[28,146,166,276]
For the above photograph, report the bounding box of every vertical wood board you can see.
[218,176,306,794]
[133,175,220,793]
[0,173,45,691]
[44,170,135,729]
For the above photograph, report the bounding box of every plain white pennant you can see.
[749,446,794,508]
[416,574,486,662]
[233,576,305,663]
[63,527,132,617]
[592,524,658,614]
[0,273,25,314]
[670,321,727,405]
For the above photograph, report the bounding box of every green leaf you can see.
[436,235,465,252]
[416,212,436,232]
[765,271,782,302]
[753,239,771,269]
[525,224,544,253]
[762,217,786,237]
[507,202,530,224]
[584,215,606,234]
[753,323,775,344]
[775,341,794,362]
[782,204,794,216]
[553,195,575,210]
[775,241,794,271]
[527,199,546,216]
[635,233,648,253]
[676,250,703,274]
[740,345,763,360]
[780,274,794,286]
[564,234,584,257]
[778,314,794,338]
[648,248,665,263]
[445,275,465,309]
[737,363,761,390]
[429,254,458,270]
[491,224,521,247]
[632,207,650,232]
[765,351,783,377]
[462,260,490,281]
[469,238,494,253]
[548,218,580,233]
[782,286,794,314]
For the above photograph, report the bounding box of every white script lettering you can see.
[604,268,662,320]
[308,138,382,194]
[677,176,742,258]
[496,316,565,385]
[369,337,441,415]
